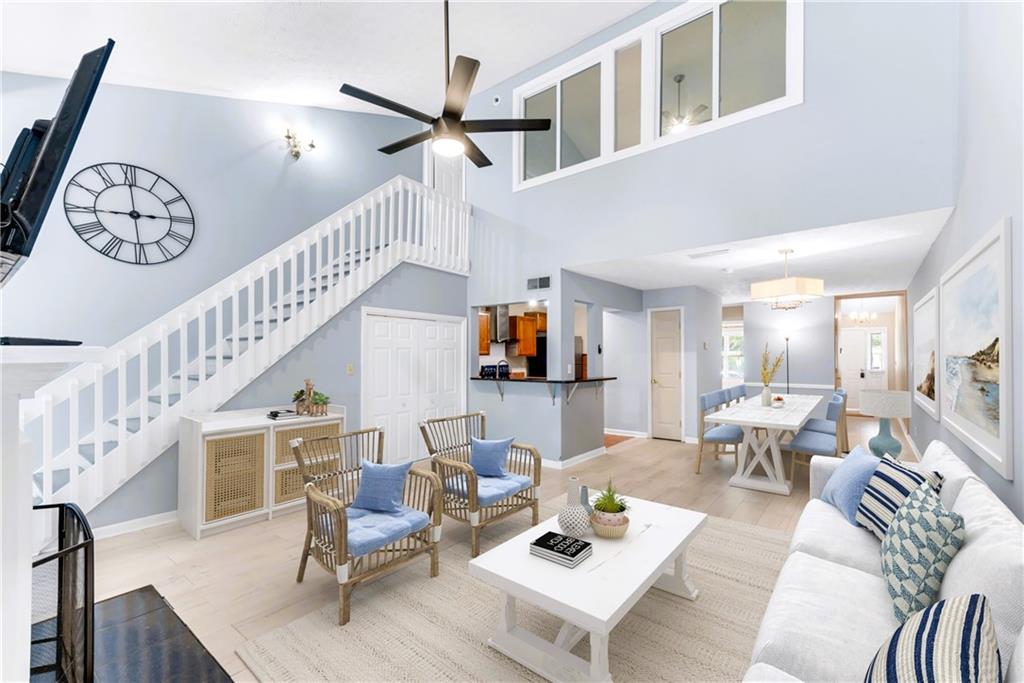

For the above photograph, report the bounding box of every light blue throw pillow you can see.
[820,446,880,525]
[470,436,514,477]
[352,460,411,513]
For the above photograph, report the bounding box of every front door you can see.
[365,313,466,463]
[839,328,867,411]
[651,309,682,440]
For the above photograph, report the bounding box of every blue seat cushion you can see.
[446,472,532,506]
[702,424,743,443]
[346,505,430,557]
[803,418,837,436]
[789,428,837,456]
[470,436,513,477]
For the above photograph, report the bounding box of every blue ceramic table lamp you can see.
[860,390,912,457]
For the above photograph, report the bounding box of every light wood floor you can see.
[93,420,900,680]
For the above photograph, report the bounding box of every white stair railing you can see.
[21,175,470,522]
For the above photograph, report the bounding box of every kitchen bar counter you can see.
[471,376,616,404]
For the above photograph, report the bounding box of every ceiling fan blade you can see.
[340,84,435,125]
[442,56,480,120]
[462,135,492,168]
[463,118,551,133]
[378,130,434,155]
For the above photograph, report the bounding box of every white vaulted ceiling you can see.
[1,1,651,114]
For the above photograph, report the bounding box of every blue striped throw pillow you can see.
[856,455,943,541]
[865,594,1002,682]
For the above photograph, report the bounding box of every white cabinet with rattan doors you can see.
[178,406,345,539]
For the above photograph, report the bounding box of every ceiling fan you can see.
[339,0,551,168]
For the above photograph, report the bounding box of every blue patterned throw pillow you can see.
[865,594,1002,682]
[881,482,966,622]
[352,460,411,513]
[470,436,513,477]
[856,455,944,541]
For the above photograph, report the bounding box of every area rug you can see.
[238,505,790,682]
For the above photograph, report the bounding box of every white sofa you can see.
[744,441,1024,682]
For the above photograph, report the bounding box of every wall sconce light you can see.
[285,128,316,160]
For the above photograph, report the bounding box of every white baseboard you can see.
[91,511,178,540]
[541,447,606,470]
[683,435,698,445]
[604,428,648,439]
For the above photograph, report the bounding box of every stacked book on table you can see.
[529,531,592,568]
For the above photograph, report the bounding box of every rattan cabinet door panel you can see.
[275,466,305,505]
[274,422,342,465]
[204,432,265,522]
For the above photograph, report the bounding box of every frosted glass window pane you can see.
[614,42,642,151]
[560,64,601,168]
[660,13,713,136]
[720,0,786,116]
[523,87,556,179]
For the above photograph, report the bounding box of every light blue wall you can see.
[907,1,1023,518]
[743,297,836,419]
[603,309,647,434]
[89,262,467,527]
[0,72,423,344]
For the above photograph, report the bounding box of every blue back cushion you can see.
[825,396,843,421]
[352,460,411,513]
[470,436,513,477]
[820,446,880,524]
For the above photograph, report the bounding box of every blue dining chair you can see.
[804,391,849,453]
[696,389,744,474]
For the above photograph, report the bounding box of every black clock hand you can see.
[91,208,163,220]
[128,185,142,244]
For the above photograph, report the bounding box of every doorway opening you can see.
[834,292,908,414]
[648,307,684,441]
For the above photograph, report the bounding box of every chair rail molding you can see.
[20,175,471,549]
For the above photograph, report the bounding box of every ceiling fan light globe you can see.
[432,135,465,158]
[669,119,689,135]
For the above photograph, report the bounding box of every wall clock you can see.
[63,163,194,265]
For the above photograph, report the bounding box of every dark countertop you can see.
[471,376,617,384]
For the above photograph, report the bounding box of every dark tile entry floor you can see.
[93,585,231,683]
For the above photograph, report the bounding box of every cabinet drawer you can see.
[204,432,265,523]
[274,421,342,465]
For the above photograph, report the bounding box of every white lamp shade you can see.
[860,390,911,418]
[750,276,824,304]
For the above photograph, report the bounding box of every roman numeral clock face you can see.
[63,163,194,265]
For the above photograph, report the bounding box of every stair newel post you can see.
[415,187,424,261]
[214,291,224,378]
[463,205,471,271]
[41,394,53,503]
[92,363,104,499]
[356,202,366,294]
[246,272,256,382]
[116,350,127,483]
[398,180,408,261]
[330,219,340,314]
[289,246,299,347]
[445,197,454,270]
[368,197,377,285]
[312,229,323,329]
[159,324,170,424]
[389,184,398,268]
[138,336,149,465]
[231,282,240,391]
[196,302,207,391]
[67,380,79,502]
[178,313,188,414]
[308,231,319,330]
[271,256,282,361]
[298,239,309,337]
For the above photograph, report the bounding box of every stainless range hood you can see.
[489,304,510,342]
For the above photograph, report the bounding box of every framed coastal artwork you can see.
[912,287,939,420]
[939,217,1013,479]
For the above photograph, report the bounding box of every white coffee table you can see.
[468,497,707,682]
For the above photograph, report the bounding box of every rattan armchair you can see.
[291,427,442,625]
[419,412,541,557]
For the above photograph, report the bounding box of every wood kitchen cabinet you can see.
[478,312,491,355]
[509,315,537,356]
[524,311,548,332]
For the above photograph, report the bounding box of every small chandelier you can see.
[750,249,824,310]
[285,128,316,160]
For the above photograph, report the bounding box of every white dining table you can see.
[704,393,822,496]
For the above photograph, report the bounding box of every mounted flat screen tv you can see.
[0,39,114,287]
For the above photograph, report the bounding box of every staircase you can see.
[20,175,471,529]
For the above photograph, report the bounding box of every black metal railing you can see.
[31,503,94,683]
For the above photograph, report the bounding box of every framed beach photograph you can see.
[939,218,1013,479]
[912,287,939,420]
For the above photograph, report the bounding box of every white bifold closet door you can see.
[365,312,465,463]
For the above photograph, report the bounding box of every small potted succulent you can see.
[590,480,630,538]
[310,390,330,416]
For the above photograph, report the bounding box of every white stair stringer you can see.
[21,176,470,545]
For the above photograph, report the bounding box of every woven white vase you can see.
[557,477,592,537]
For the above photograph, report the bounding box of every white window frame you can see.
[511,0,804,192]
[722,322,744,382]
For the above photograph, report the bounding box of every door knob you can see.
[651,378,658,384]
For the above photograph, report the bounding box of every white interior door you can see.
[839,328,867,411]
[365,312,466,463]
[650,309,682,440]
